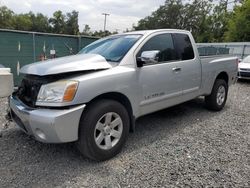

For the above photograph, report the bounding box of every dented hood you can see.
[20,54,112,76]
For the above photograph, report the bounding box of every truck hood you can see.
[20,54,112,76]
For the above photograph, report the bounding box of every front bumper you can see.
[9,95,86,143]
[238,71,250,80]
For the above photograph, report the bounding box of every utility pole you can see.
[102,13,110,31]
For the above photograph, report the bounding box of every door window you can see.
[137,33,178,64]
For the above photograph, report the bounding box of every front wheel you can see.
[77,99,130,161]
[205,79,228,111]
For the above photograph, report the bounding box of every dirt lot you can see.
[0,81,249,188]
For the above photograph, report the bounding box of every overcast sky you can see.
[1,0,166,32]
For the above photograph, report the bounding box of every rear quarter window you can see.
[173,33,195,60]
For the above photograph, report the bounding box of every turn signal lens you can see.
[63,82,78,102]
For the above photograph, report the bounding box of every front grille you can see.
[15,75,51,107]
[239,72,250,77]
[240,68,250,71]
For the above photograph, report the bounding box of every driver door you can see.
[136,33,183,116]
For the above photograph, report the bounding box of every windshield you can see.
[242,55,250,63]
[79,34,142,62]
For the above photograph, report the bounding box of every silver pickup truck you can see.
[9,29,238,161]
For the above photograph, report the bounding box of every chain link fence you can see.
[197,42,250,59]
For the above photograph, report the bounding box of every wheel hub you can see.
[94,112,123,150]
[104,126,111,135]
[217,85,226,106]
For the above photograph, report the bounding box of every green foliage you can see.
[29,12,51,33]
[134,0,183,30]
[134,0,247,42]
[0,6,79,35]
[224,0,250,42]
[12,14,33,31]
[82,24,91,35]
[49,10,66,34]
[80,25,118,37]
[0,6,15,29]
[182,0,213,42]
[1,1,249,41]
[65,11,79,35]
[134,0,214,42]
[90,30,118,37]
[0,5,114,37]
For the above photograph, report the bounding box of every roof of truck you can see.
[124,29,190,35]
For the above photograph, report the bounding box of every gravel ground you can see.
[0,81,249,188]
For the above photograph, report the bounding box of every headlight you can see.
[36,80,78,104]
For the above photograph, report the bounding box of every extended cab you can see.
[9,29,238,161]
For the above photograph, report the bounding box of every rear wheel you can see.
[77,99,130,161]
[205,79,228,111]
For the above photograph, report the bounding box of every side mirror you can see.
[136,50,160,67]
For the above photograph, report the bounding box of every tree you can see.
[92,30,111,37]
[49,10,66,34]
[82,24,91,35]
[133,0,245,42]
[203,0,234,42]
[134,0,213,42]
[65,10,79,35]
[29,12,51,33]
[0,6,15,29]
[0,5,111,36]
[90,30,118,37]
[12,14,32,31]
[134,0,183,30]
[49,10,79,35]
[181,0,213,42]
[224,0,250,41]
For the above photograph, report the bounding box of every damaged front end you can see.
[15,75,50,107]
[8,71,90,143]
[14,70,102,108]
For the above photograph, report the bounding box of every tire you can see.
[77,99,130,161]
[205,79,228,111]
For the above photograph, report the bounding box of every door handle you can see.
[172,67,182,72]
